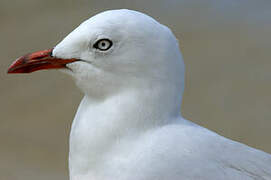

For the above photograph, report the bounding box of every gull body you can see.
[9,9,271,180]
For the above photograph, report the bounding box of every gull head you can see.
[8,9,185,100]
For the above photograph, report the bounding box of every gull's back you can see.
[103,118,271,180]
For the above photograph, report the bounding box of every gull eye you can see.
[93,39,113,51]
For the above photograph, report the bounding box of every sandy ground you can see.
[1,0,271,179]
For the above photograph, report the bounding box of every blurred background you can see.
[1,0,271,179]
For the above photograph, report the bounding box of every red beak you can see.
[7,49,78,73]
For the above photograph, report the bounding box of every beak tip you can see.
[7,60,21,74]
[7,65,15,74]
[7,68,16,74]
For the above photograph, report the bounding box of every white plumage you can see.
[51,9,271,180]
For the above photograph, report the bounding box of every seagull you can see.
[8,9,271,180]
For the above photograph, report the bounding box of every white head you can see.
[9,9,185,114]
[52,9,185,102]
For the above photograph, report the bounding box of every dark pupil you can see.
[101,42,106,47]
